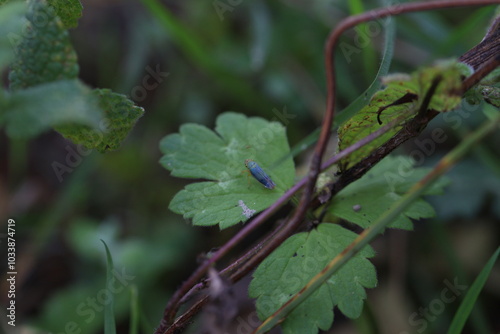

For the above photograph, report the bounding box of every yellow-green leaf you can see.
[338,60,465,172]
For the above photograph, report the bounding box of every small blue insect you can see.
[245,159,276,189]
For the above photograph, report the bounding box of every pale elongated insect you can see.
[244,159,276,189]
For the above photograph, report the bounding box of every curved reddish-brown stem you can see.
[233,1,500,327]
[317,0,498,181]
[155,1,499,333]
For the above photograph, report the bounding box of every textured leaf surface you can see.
[8,0,78,90]
[159,112,295,229]
[4,80,101,138]
[338,61,464,171]
[55,89,144,152]
[481,86,500,108]
[3,0,143,148]
[330,155,449,230]
[0,1,26,69]
[47,0,83,29]
[249,223,377,334]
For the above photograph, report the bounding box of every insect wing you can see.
[246,160,276,189]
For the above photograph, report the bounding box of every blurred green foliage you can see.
[1,1,499,333]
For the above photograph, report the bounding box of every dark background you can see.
[1,1,499,333]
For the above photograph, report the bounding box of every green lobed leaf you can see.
[8,0,79,90]
[337,60,465,172]
[159,112,295,229]
[3,79,101,138]
[249,223,377,334]
[46,0,83,29]
[330,155,449,230]
[54,89,145,153]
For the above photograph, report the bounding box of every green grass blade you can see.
[348,0,377,82]
[101,240,117,334]
[129,285,139,334]
[447,246,500,334]
[139,0,211,72]
[430,221,491,334]
[139,0,274,113]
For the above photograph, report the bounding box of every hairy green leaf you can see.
[9,0,78,90]
[159,112,295,229]
[3,0,143,149]
[330,155,449,230]
[47,0,83,29]
[249,223,377,334]
[55,89,144,153]
[338,60,465,171]
[0,1,26,69]
[4,79,101,138]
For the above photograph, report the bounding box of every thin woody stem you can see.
[155,1,500,332]
[263,4,500,309]
[328,52,500,200]
[160,109,401,334]
[461,54,500,93]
